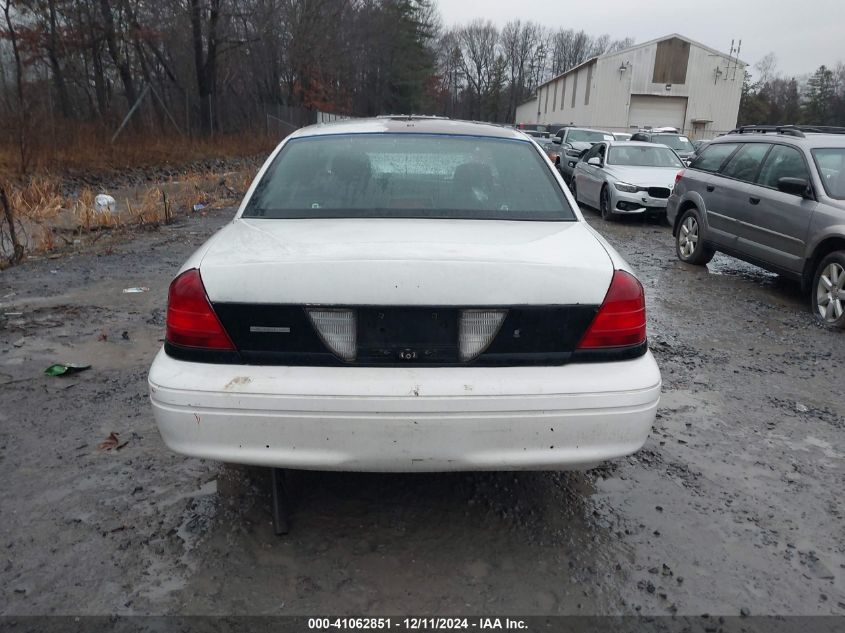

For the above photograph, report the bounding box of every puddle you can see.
[707,255,779,284]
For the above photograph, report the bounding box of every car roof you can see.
[564,127,614,134]
[287,117,528,141]
[715,131,845,148]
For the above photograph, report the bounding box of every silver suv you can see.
[667,125,845,329]
[551,127,615,185]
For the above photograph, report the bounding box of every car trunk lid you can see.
[199,218,613,306]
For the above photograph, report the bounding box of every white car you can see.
[572,141,685,222]
[148,118,661,472]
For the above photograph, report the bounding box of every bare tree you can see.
[501,20,542,121]
[455,19,499,120]
[2,0,30,174]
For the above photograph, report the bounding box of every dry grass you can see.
[0,166,255,262]
[0,126,268,264]
[7,176,64,221]
[0,124,276,176]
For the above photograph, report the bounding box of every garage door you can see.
[628,96,688,130]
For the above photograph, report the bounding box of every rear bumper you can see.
[148,348,661,472]
[667,196,682,229]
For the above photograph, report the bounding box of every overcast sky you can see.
[437,0,844,78]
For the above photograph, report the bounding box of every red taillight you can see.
[578,270,646,349]
[166,269,235,350]
[675,170,685,185]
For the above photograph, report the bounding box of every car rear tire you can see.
[675,208,714,265]
[600,186,615,222]
[811,251,845,329]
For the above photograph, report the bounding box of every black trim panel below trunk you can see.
[164,303,647,366]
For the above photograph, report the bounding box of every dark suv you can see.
[631,131,696,163]
[667,125,845,329]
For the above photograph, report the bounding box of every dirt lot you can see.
[0,206,842,617]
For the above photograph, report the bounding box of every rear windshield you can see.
[653,134,694,152]
[568,130,614,143]
[812,148,845,200]
[608,145,684,168]
[243,134,575,221]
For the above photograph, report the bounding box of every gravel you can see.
[0,206,842,616]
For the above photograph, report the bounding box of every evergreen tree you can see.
[803,65,838,125]
[737,72,769,125]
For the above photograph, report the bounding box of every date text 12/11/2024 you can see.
[307,618,529,630]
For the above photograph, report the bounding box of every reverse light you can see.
[166,269,235,350]
[459,310,507,361]
[614,182,640,193]
[577,270,646,349]
[307,309,356,361]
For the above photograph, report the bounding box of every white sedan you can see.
[148,118,661,472]
[572,140,685,222]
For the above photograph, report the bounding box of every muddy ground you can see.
[0,205,842,617]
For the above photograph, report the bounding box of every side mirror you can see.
[552,137,562,145]
[777,177,812,198]
[587,157,602,166]
[578,148,590,158]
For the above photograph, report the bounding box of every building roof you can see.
[536,33,747,91]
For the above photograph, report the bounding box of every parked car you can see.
[613,132,633,142]
[149,117,661,472]
[689,139,712,162]
[551,127,615,184]
[535,137,562,165]
[522,129,550,139]
[630,130,696,164]
[571,140,685,222]
[515,123,545,133]
[667,124,845,329]
[547,123,574,136]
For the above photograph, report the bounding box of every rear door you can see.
[712,142,773,248]
[687,142,742,247]
[737,144,817,273]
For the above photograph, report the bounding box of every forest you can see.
[0,0,634,175]
[0,0,842,177]
[737,53,845,128]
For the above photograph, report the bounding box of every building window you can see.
[571,73,578,109]
[560,77,566,110]
[544,85,550,113]
[552,80,558,111]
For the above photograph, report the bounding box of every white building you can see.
[514,34,747,139]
